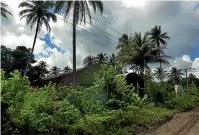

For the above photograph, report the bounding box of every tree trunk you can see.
[72,2,77,89]
[139,62,145,98]
[24,17,40,76]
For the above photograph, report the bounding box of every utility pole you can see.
[184,69,188,86]
[181,68,197,87]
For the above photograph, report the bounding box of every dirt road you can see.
[143,108,199,135]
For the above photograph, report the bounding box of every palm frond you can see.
[1,2,13,18]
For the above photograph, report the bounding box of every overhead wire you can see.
[66,12,120,40]
[56,15,118,44]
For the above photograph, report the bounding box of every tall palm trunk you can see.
[24,17,40,76]
[72,2,77,89]
[157,41,162,68]
[139,61,145,98]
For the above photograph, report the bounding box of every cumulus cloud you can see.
[161,55,199,78]
[1,1,199,73]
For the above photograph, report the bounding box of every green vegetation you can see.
[2,65,199,135]
[1,1,199,135]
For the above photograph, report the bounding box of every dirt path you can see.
[142,108,199,135]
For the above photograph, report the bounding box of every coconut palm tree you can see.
[83,55,96,67]
[63,66,72,72]
[38,61,48,77]
[117,33,129,50]
[118,32,168,77]
[117,32,169,97]
[150,25,170,67]
[152,67,168,82]
[169,67,184,84]
[51,66,61,76]
[1,2,13,19]
[54,1,103,89]
[95,53,108,64]
[108,53,117,68]
[38,61,47,69]
[19,1,57,76]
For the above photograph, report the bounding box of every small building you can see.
[32,64,101,87]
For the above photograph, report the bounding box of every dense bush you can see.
[147,82,169,104]
[1,67,199,135]
[165,84,199,111]
[69,106,174,135]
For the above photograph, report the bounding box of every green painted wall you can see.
[76,64,101,86]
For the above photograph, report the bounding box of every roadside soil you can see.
[140,108,199,135]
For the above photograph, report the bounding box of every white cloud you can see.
[1,1,199,74]
[34,48,73,70]
[192,58,199,77]
[149,55,199,78]
[164,55,199,78]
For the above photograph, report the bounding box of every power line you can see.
[57,11,123,36]
[66,12,119,40]
[62,15,118,43]
[56,15,118,44]
[89,13,123,36]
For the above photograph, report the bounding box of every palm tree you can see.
[1,2,13,19]
[108,53,117,68]
[169,67,184,84]
[118,32,168,77]
[95,53,108,64]
[54,1,104,89]
[19,1,57,76]
[38,61,47,69]
[51,66,61,76]
[117,32,169,97]
[63,66,72,72]
[117,33,129,50]
[83,55,96,67]
[150,25,170,67]
[152,67,168,82]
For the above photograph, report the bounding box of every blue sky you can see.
[36,33,72,59]
[34,7,68,59]
[190,39,199,61]
[2,0,199,75]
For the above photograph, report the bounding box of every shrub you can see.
[107,76,148,109]
[1,70,31,134]
[165,85,199,111]
[2,68,198,135]
[66,88,107,115]
[8,86,82,134]
[147,82,169,104]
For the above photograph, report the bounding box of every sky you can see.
[1,0,199,78]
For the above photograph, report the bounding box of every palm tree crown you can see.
[51,66,61,75]
[19,1,57,32]
[83,55,96,67]
[150,25,170,48]
[38,61,47,69]
[63,66,72,72]
[169,67,184,84]
[117,33,129,50]
[95,53,108,64]
[152,67,168,82]
[150,25,170,68]
[108,53,117,68]
[118,32,168,76]
[54,1,103,24]
[1,2,13,19]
